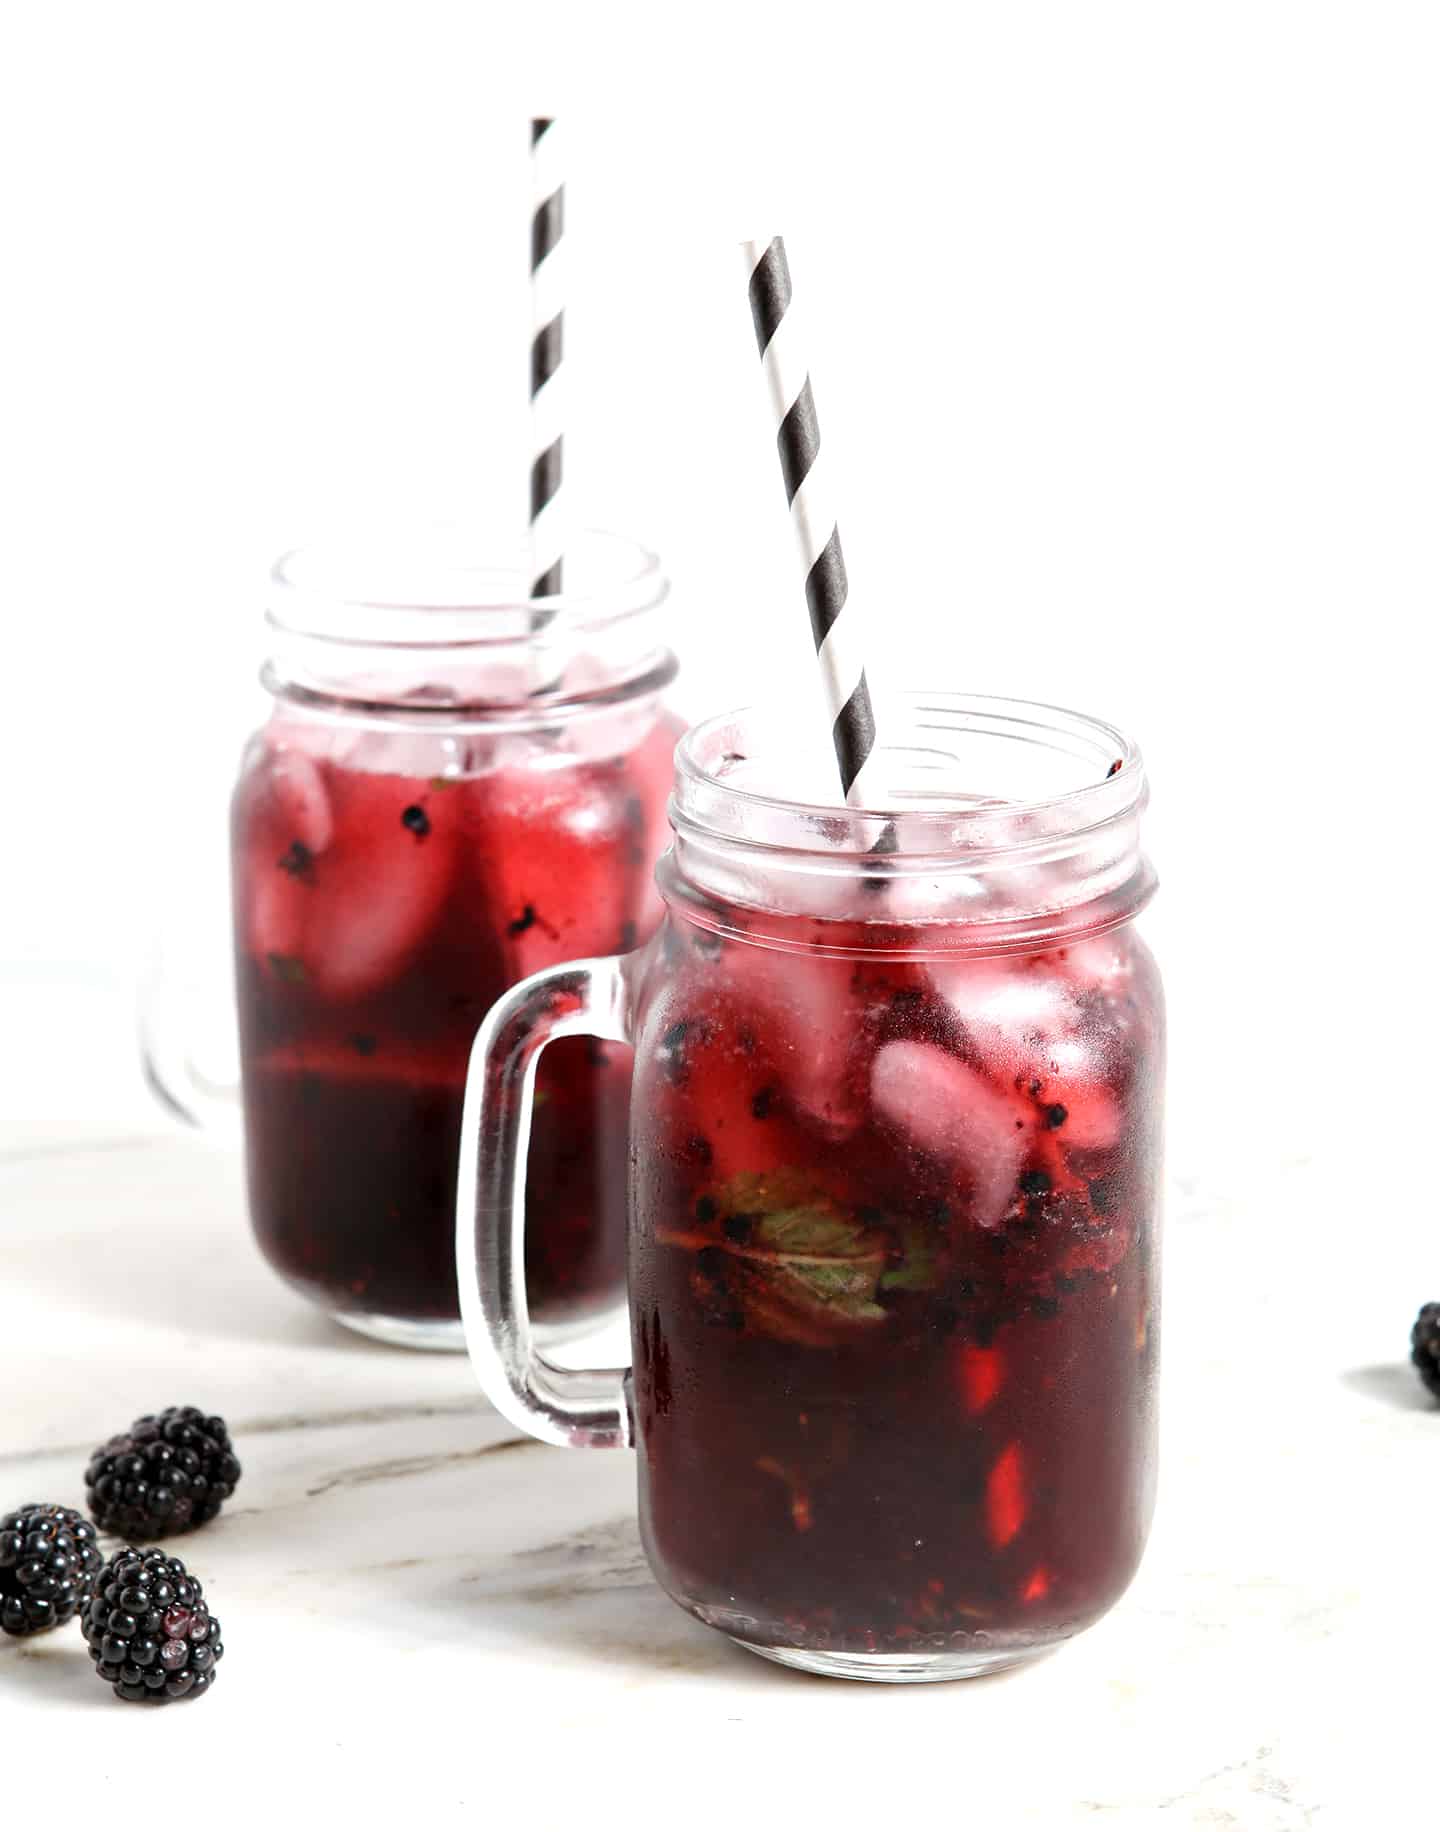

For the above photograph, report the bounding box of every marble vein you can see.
[0,1398,488,1471]
[304,1437,532,1498]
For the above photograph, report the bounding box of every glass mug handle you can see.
[456,957,634,1450]
[138,932,243,1140]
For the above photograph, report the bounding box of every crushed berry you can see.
[695,1196,717,1223]
[659,1020,693,1084]
[1020,1169,1052,1197]
[1107,759,1123,777]
[400,805,431,838]
[686,1134,713,1167]
[507,904,538,937]
[1044,1103,1068,1129]
[751,1086,776,1120]
[278,839,313,878]
[724,1213,756,1244]
[862,821,900,893]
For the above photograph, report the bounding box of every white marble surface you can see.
[1,981,1434,1826]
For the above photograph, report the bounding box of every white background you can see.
[2,1,1438,1185]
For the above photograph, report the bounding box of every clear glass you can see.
[458,694,1165,1680]
[220,525,682,1349]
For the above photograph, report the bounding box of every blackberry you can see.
[85,1406,241,1540]
[0,1504,102,1638]
[1412,1302,1440,1401]
[82,1548,224,1704]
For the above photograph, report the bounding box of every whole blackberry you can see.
[0,1504,103,1638]
[82,1547,224,1704]
[85,1406,241,1539]
[1412,1302,1440,1400]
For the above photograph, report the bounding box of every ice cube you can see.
[1029,1036,1123,1149]
[870,1040,1032,1230]
[263,745,333,853]
[928,954,1122,1150]
[325,724,509,783]
[463,757,642,978]
[942,955,1076,1043]
[1055,932,1133,990]
[670,1016,818,1187]
[241,753,459,1001]
[713,939,870,1140]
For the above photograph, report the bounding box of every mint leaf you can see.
[785,1262,887,1322]
[879,1220,942,1292]
[690,1171,894,1342]
[755,1203,888,1320]
[757,1204,878,1260]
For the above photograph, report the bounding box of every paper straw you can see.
[742,236,877,806]
[529,117,564,616]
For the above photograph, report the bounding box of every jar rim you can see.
[671,693,1145,861]
[260,523,675,720]
[662,694,1155,950]
[267,524,668,648]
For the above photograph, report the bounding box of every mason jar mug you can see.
[220,527,683,1348]
[459,694,1165,1680]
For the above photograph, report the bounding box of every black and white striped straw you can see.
[742,236,877,806]
[529,117,564,615]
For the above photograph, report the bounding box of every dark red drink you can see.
[232,708,681,1342]
[629,900,1164,1673]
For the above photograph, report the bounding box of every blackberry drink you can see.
[461,697,1165,1679]
[630,905,1161,1666]
[231,531,680,1347]
[233,718,678,1332]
